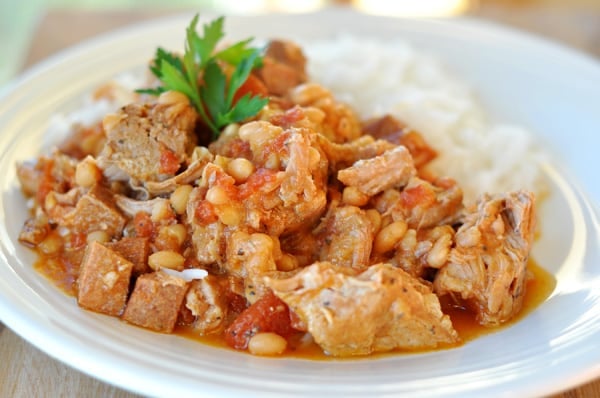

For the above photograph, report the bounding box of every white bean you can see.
[148,250,185,271]
[205,186,229,205]
[227,158,255,183]
[75,157,101,188]
[170,185,193,215]
[248,332,287,356]
[373,220,408,254]
[86,230,110,244]
[342,186,369,207]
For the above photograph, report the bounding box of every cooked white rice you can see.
[305,36,547,204]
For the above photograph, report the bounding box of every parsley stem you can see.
[192,96,220,139]
[138,14,267,142]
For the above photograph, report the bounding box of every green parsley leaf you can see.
[200,50,269,130]
[200,60,228,126]
[223,93,269,125]
[226,50,260,106]
[136,14,268,139]
[214,38,258,66]
[136,87,166,96]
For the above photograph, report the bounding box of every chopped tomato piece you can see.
[269,106,305,128]
[224,291,294,350]
[400,184,436,209]
[238,168,280,200]
[159,148,180,174]
[194,201,219,225]
[233,74,268,105]
[133,212,154,238]
[36,159,56,204]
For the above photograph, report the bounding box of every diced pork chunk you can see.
[434,191,536,326]
[266,262,459,356]
[235,122,328,236]
[77,241,134,316]
[280,228,319,268]
[337,146,416,197]
[106,237,150,276]
[19,213,50,247]
[184,275,228,335]
[122,271,189,333]
[392,177,463,230]
[226,231,280,303]
[318,206,374,269]
[256,40,307,96]
[97,99,197,183]
[59,184,126,237]
[397,131,438,171]
[191,221,225,265]
[362,115,437,169]
[362,114,408,143]
[316,134,395,172]
[277,131,328,232]
[17,153,77,204]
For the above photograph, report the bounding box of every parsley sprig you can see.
[137,15,268,139]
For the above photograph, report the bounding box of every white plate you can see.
[1,8,599,398]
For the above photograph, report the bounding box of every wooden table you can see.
[1,5,599,397]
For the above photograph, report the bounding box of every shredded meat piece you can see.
[184,275,228,335]
[337,146,416,196]
[391,176,464,230]
[235,121,328,236]
[434,191,536,326]
[226,231,280,303]
[43,187,84,223]
[266,262,459,356]
[318,206,374,269]
[143,147,213,196]
[115,195,170,218]
[362,114,437,170]
[316,135,395,172]
[280,228,320,268]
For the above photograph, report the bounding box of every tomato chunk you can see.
[224,291,294,350]
[133,212,154,238]
[159,148,180,175]
[233,74,268,105]
[400,184,436,209]
[194,200,219,225]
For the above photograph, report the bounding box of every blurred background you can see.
[0,0,599,86]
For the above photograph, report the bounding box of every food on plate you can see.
[16,15,542,357]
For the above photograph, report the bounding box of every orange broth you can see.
[177,259,556,359]
[33,235,555,359]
